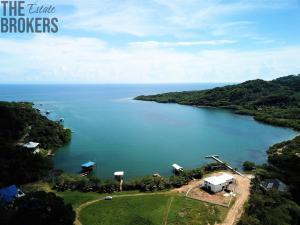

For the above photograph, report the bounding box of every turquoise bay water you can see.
[0,84,298,179]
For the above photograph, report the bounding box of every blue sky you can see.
[0,0,300,83]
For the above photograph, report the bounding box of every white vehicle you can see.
[104,196,113,200]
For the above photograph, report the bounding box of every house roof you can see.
[114,171,124,176]
[0,185,18,203]
[204,173,234,186]
[261,179,287,192]
[23,142,39,149]
[81,161,96,168]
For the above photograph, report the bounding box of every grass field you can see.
[58,190,140,208]
[58,191,104,208]
[21,182,229,224]
[79,194,227,225]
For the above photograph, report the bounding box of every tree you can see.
[0,145,53,187]
[238,215,260,225]
[243,161,256,171]
[4,191,75,225]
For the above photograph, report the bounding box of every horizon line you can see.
[0,82,235,85]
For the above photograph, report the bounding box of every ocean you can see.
[0,84,297,179]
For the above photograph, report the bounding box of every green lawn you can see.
[79,194,228,225]
[57,191,104,208]
[58,190,140,208]
[167,197,227,225]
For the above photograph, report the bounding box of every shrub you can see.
[243,161,256,171]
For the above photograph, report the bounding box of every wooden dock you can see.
[205,155,244,177]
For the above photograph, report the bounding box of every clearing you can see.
[172,172,252,224]
[78,193,227,225]
[57,171,251,225]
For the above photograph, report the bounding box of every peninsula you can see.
[135,74,300,225]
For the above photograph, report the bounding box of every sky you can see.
[0,0,300,84]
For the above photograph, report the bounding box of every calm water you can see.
[0,84,298,179]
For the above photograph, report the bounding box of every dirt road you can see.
[220,175,252,225]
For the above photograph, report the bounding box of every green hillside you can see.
[136,75,300,130]
[0,101,71,187]
[136,74,300,225]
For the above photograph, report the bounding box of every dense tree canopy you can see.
[1,191,75,225]
[0,102,71,149]
[135,75,300,130]
[0,144,53,187]
[0,102,71,187]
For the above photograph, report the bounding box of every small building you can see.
[81,161,96,173]
[22,141,40,154]
[0,185,25,204]
[203,173,234,193]
[114,171,124,180]
[172,163,183,173]
[261,179,287,192]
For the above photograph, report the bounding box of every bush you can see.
[53,173,100,192]
[243,161,256,171]
[124,176,171,192]
[169,175,189,187]
[98,180,119,193]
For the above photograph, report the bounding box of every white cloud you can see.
[0,35,299,83]
[129,40,236,48]
[55,0,297,37]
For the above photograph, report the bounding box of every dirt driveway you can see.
[172,172,252,225]
[220,174,252,225]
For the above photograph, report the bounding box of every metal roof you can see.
[23,142,39,149]
[204,173,234,186]
[172,163,183,170]
[261,179,287,192]
[0,185,18,203]
[81,161,96,167]
[114,171,124,176]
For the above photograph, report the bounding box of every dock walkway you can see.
[206,155,244,177]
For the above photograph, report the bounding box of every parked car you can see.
[104,196,113,200]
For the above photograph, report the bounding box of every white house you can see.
[203,173,234,193]
[22,142,40,154]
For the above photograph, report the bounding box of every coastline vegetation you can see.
[1,74,300,225]
[135,74,300,225]
[0,101,71,187]
[0,101,73,225]
[52,165,204,193]
[135,75,300,130]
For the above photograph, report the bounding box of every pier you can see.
[205,155,244,177]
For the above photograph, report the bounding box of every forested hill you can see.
[135,74,300,130]
[0,102,71,149]
[0,102,71,187]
